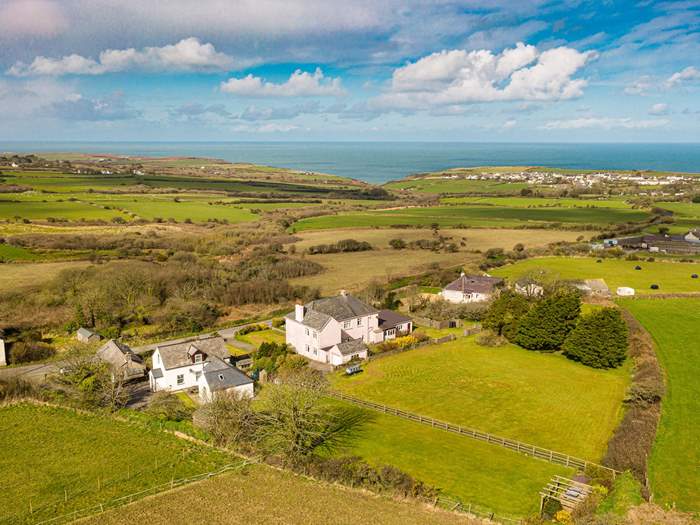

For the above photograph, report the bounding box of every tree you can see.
[563,307,628,368]
[257,370,371,466]
[482,291,531,340]
[195,392,260,449]
[514,289,581,351]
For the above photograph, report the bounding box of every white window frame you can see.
[305,327,309,336]
[357,317,363,326]
[176,374,184,386]
[305,344,310,353]
[343,320,352,329]
[194,354,203,364]
[313,331,318,339]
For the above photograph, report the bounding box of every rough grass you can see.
[289,227,588,252]
[336,406,571,518]
[493,256,700,295]
[332,337,630,460]
[0,404,233,523]
[236,329,286,347]
[290,250,480,294]
[81,464,477,525]
[290,205,649,231]
[0,260,91,289]
[620,298,700,511]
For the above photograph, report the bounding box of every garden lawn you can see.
[336,406,572,518]
[620,298,700,511]
[236,329,286,347]
[492,256,700,295]
[332,337,630,460]
[290,205,649,231]
[82,463,476,525]
[0,404,233,523]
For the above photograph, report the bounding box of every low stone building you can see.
[96,339,146,381]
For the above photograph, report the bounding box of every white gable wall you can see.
[441,290,491,303]
[150,348,205,392]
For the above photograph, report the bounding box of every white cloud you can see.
[8,37,237,76]
[649,103,669,115]
[624,76,653,95]
[542,117,669,130]
[221,68,345,97]
[666,66,700,87]
[376,43,597,109]
[231,122,299,133]
[502,119,517,129]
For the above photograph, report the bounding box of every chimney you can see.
[460,271,466,277]
[295,302,304,322]
[339,289,347,297]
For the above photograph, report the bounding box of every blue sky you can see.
[1,0,699,142]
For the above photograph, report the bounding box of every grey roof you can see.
[335,339,368,356]
[286,293,378,329]
[156,335,229,370]
[77,327,99,339]
[377,309,411,330]
[444,274,502,294]
[285,308,333,331]
[96,340,145,378]
[202,357,253,391]
[151,367,163,379]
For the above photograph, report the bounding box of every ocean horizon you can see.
[3,141,700,184]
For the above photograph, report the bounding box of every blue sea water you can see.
[2,142,700,184]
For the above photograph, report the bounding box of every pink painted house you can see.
[285,291,412,366]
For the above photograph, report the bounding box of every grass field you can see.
[289,227,587,252]
[440,196,634,209]
[0,260,91,289]
[384,177,531,194]
[0,243,38,261]
[82,464,476,525]
[492,256,700,295]
[97,197,259,223]
[620,298,700,511]
[332,337,630,460]
[337,406,572,518]
[0,404,233,522]
[0,199,132,221]
[291,250,480,294]
[235,329,286,347]
[290,205,649,232]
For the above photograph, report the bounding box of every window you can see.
[194,354,202,363]
[313,331,318,339]
[357,317,363,326]
[305,327,309,336]
[176,374,184,386]
[195,371,201,380]
[313,348,318,355]
[305,344,310,353]
[343,320,352,329]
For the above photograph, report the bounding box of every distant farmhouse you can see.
[149,335,253,402]
[76,327,101,344]
[440,273,503,303]
[285,291,412,366]
[603,229,700,254]
[96,339,146,381]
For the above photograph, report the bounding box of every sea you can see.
[3,142,700,184]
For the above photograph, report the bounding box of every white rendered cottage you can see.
[286,292,399,366]
[440,273,503,303]
[149,335,253,401]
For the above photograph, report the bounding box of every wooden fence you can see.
[412,316,462,330]
[329,391,619,476]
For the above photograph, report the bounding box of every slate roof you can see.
[377,309,412,330]
[77,327,99,339]
[202,357,253,392]
[335,338,368,356]
[151,368,163,379]
[443,274,502,294]
[156,335,229,370]
[96,340,145,379]
[286,293,378,329]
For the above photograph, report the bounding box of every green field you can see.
[0,199,132,221]
[338,406,571,518]
[291,205,649,231]
[384,177,531,194]
[0,243,38,261]
[83,464,474,525]
[0,404,233,523]
[332,337,629,460]
[440,196,634,209]
[620,298,700,511]
[97,197,259,223]
[493,256,700,295]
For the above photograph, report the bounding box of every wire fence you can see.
[435,495,522,524]
[7,462,249,525]
[330,391,620,476]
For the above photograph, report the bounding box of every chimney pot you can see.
[295,303,304,322]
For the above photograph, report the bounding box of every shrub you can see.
[10,341,56,364]
[562,308,628,368]
[0,377,37,401]
[482,290,531,340]
[475,331,507,347]
[388,238,406,249]
[147,392,194,422]
[515,290,581,351]
[307,239,372,254]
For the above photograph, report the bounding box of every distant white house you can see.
[285,292,411,366]
[616,287,635,297]
[440,273,503,303]
[685,229,700,243]
[0,338,6,367]
[76,327,101,344]
[149,335,253,401]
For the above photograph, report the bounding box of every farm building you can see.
[285,291,409,366]
[76,327,101,344]
[616,287,636,297]
[96,339,146,381]
[604,231,700,254]
[440,273,503,303]
[149,335,253,401]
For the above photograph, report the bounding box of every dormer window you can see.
[357,317,363,326]
[194,354,203,364]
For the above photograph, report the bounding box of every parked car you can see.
[345,363,362,375]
